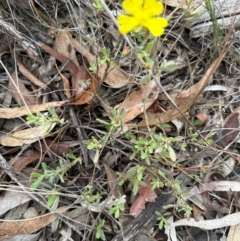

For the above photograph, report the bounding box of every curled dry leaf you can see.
[0,206,67,236]
[33,138,70,156]
[0,123,55,147]
[217,106,240,147]
[9,71,37,106]
[55,28,80,68]
[8,150,41,172]
[196,111,209,124]
[104,164,123,199]
[70,65,98,105]
[115,79,159,123]
[17,60,46,89]
[55,28,95,102]
[56,65,71,99]
[130,180,157,217]
[0,100,67,119]
[70,36,133,88]
[37,40,97,104]
[138,50,227,126]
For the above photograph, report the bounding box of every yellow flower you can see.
[117,0,168,37]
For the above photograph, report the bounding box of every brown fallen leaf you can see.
[70,65,98,105]
[138,50,227,126]
[17,60,46,89]
[0,100,67,119]
[9,150,41,172]
[56,65,71,98]
[196,111,209,124]
[217,106,240,147]
[55,28,80,68]
[37,40,97,104]
[115,79,159,123]
[130,180,157,217]
[33,138,70,156]
[9,71,37,106]
[0,206,67,236]
[0,123,55,147]
[104,164,123,199]
[70,35,133,88]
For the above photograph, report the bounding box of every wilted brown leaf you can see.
[70,65,98,105]
[0,123,55,147]
[115,80,159,123]
[104,164,123,199]
[0,101,67,119]
[0,206,67,236]
[130,181,157,217]
[17,60,46,89]
[9,150,41,171]
[70,35,133,88]
[55,28,80,68]
[138,51,227,126]
[56,65,71,98]
[9,71,37,106]
[37,40,97,104]
[218,106,240,147]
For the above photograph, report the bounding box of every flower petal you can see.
[122,0,142,14]
[143,0,164,16]
[117,15,140,34]
[143,17,168,36]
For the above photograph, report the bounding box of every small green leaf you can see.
[115,208,120,219]
[160,61,178,73]
[118,179,125,186]
[47,194,57,207]
[168,146,176,162]
[30,178,43,190]
[31,172,43,178]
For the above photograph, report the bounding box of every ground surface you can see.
[0,0,240,241]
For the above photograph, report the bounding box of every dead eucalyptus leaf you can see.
[0,123,55,147]
[116,80,159,122]
[138,51,227,126]
[130,180,157,217]
[0,101,67,119]
[217,106,240,147]
[17,60,46,89]
[104,164,123,199]
[227,223,240,241]
[9,71,37,106]
[0,206,67,236]
[37,40,97,104]
[70,36,133,88]
[55,28,80,68]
